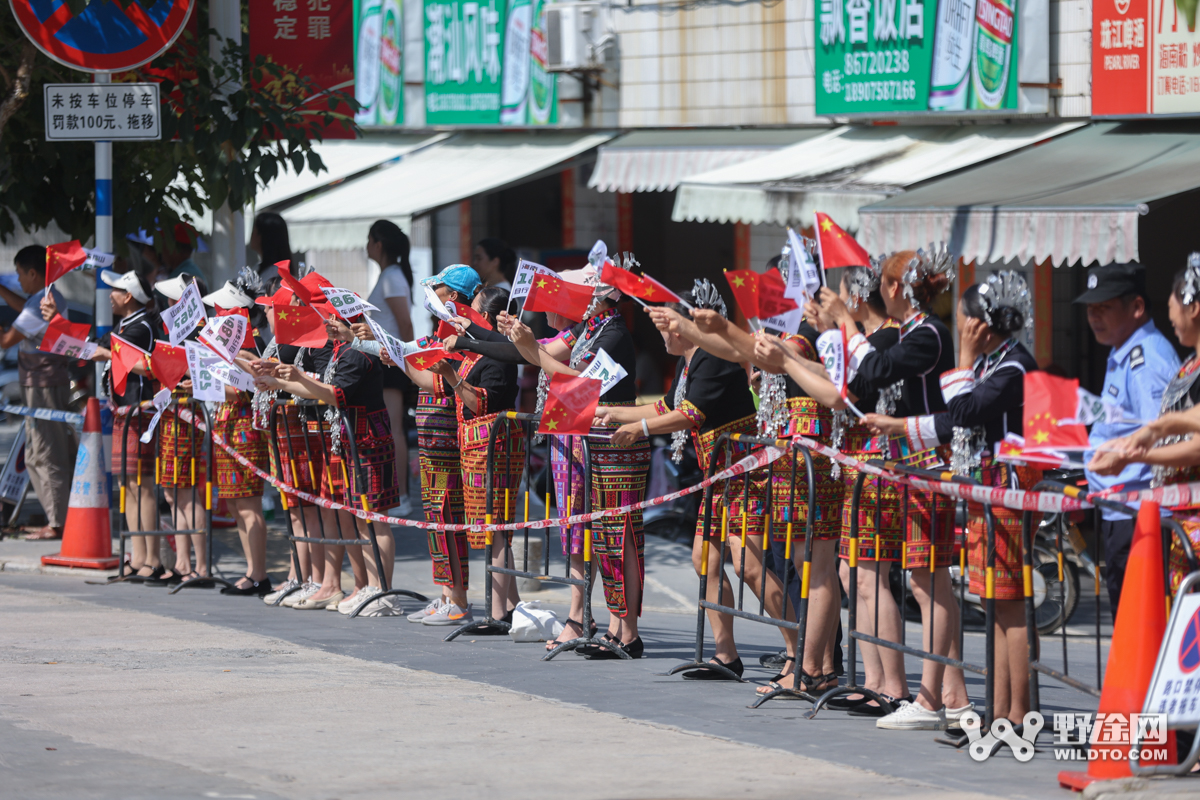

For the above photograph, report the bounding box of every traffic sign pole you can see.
[93,72,112,394]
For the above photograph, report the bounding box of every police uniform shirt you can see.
[1085,320,1180,520]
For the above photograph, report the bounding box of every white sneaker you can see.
[944,702,976,728]
[339,586,381,614]
[421,602,474,626]
[359,594,404,617]
[263,578,299,605]
[876,700,947,730]
[281,581,320,608]
[408,597,445,623]
[388,496,415,519]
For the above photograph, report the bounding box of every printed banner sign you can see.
[321,286,379,319]
[198,314,248,365]
[139,388,173,444]
[162,281,206,346]
[184,341,227,402]
[510,259,555,302]
[577,348,628,395]
[815,0,1019,115]
[44,83,161,141]
[1091,0,1200,116]
[354,0,405,126]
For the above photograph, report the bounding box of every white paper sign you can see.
[510,259,555,302]
[423,285,453,321]
[211,361,256,392]
[49,333,98,360]
[321,286,378,319]
[816,329,846,397]
[198,314,248,365]
[83,249,116,270]
[184,341,227,402]
[787,228,822,302]
[139,388,173,443]
[577,348,627,395]
[366,315,410,367]
[588,240,608,267]
[162,281,205,346]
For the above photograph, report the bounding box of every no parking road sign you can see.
[44,83,160,141]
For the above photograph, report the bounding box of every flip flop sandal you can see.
[683,656,745,681]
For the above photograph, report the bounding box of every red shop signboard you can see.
[1093,0,1200,115]
[249,0,355,138]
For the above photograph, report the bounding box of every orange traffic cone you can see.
[41,398,117,570]
[1059,501,1175,790]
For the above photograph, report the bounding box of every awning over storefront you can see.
[280,131,613,250]
[671,123,1083,231]
[587,129,825,193]
[858,122,1200,267]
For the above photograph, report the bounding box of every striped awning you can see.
[858,122,1200,266]
[587,129,827,193]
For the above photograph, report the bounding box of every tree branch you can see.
[0,42,36,141]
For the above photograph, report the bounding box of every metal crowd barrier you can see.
[444,411,624,659]
[267,398,427,617]
[809,460,996,727]
[667,433,816,706]
[1027,481,1197,707]
[104,397,231,593]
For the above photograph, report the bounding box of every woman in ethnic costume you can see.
[754,265,908,713]
[200,275,273,597]
[602,281,767,675]
[1092,255,1200,597]
[151,274,211,585]
[501,265,650,659]
[818,246,966,729]
[399,286,523,627]
[648,259,845,696]
[869,271,1039,726]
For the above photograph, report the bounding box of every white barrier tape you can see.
[175,403,786,532]
[1098,481,1200,510]
[2,403,84,425]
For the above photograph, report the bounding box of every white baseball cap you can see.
[202,281,253,309]
[100,270,150,305]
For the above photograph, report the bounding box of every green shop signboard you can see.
[814,0,1019,116]
[424,0,557,126]
[355,0,405,126]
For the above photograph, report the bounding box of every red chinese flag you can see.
[39,314,92,353]
[1023,372,1090,450]
[814,212,871,270]
[600,262,681,303]
[46,240,88,285]
[538,373,602,436]
[110,334,149,396]
[277,263,313,305]
[150,341,189,391]
[404,348,451,372]
[437,301,494,339]
[724,269,761,319]
[217,306,255,349]
[524,273,594,323]
[757,268,799,318]
[273,305,328,348]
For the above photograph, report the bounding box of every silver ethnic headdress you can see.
[235,265,266,301]
[582,254,625,318]
[845,259,882,311]
[975,270,1034,342]
[1182,252,1200,305]
[901,242,956,309]
[690,278,727,318]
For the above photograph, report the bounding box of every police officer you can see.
[1076,263,1179,618]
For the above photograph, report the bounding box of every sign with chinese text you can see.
[1092,0,1200,116]
[250,0,355,139]
[44,84,160,141]
[354,0,405,125]
[1144,591,1200,725]
[424,0,506,124]
[814,0,1020,115]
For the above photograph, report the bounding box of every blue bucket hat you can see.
[420,264,482,299]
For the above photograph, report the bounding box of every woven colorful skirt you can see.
[1169,514,1200,596]
[417,390,466,587]
[771,397,843,542]
[269,405,326,507]
[839,426,903,562]
[586,417,651,618]
[550,432,587,555]
[322,407,399,512]
[886,440,955,569]
[214,400,267,499]
[964,463,1041,600]
[460,412,526,550]
[112,409,156,479]
[694,414,767,542]
[157,408,207,489]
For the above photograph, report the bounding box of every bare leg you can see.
[357,517,394,589]
[126,478,160,574]
[227,496,267,585]
[909,568,968,711]
[491,535,518,616]
[693,535,738,663]
[993,600,1030,722]
[342,510,367,594]
[446,536,469,609]
[382,388,409,508]
[840,559,881,696]
[799,539,840,683]
[307,508,347,601]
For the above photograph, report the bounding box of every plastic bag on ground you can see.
[508,600,564,642]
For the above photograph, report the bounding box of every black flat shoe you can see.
[825,694,873,711]
[847,693,911,718]
[575,632,617,657]
[126,565,163,583]
[221,577,273,596]
[144,569,183,586]
[683,656,744,680]
[586,636,643,660]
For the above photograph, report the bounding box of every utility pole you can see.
[208,0,245,289]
